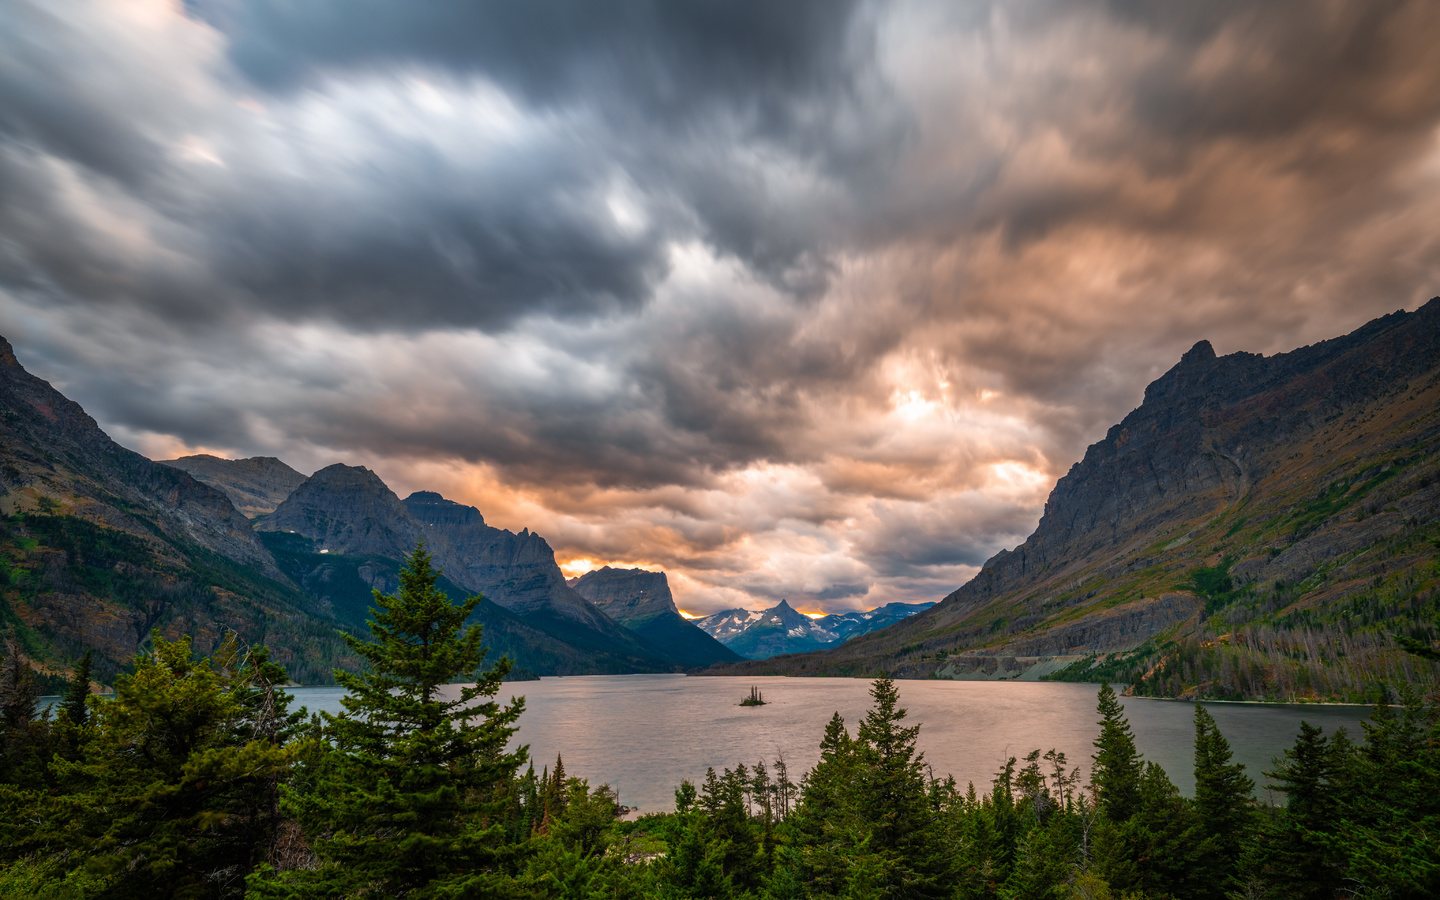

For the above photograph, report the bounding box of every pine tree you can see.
[852,676,951,898]
[12,634,299,898]
[1090,682,1142,824]
[1256,721,1343,898]
[252,542,528,898]
[60,649,93,726]
[1190,704,1255,892]
[784,711,859,896]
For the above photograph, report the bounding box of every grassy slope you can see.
[0,511,356,686]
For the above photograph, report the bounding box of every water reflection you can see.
[289,675,1371,813]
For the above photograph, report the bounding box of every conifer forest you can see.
[1,547,1436,899]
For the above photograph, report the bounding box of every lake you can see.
[287,675,1372,814]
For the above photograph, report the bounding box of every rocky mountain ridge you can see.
[0,335,350,684]
[717,300,1440,700]
[158,454,308,518]
[256,469,673,674]
[695,598,938,659]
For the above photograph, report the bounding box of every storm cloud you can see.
[3,0,1438,612]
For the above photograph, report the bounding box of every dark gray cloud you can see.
[4,0,1440,612]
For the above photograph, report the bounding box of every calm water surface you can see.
[289,676,1371,814]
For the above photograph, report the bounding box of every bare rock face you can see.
[571,566,741,667]
[158,454,308,517]
[258,465,447,565]
[571,567,679,621]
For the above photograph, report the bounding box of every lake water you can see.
[287,675,1372,814]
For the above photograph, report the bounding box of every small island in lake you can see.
[739,686,767,706]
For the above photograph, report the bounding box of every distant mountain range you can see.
[716,299,1440,700]
[694,599,935,659]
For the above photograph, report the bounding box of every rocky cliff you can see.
[570,566,742,667]
[718,300,1440,700]
[256,473,673,673]
[158,454,308,518]
[0,335,350,684]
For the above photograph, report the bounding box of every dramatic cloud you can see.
[3,0,1439,613]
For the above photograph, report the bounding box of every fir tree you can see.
[1256,721,1343,899]
[13,634,299,898]
[1089,682,1142,823]
[252,542,528,898]
[1190,704,1255,891]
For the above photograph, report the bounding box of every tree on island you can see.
[250,541,528,898]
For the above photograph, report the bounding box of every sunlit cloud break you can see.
[2,0,1438,614]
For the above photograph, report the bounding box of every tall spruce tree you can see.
[1256,721,1343,898]
[1191,704,1255,891]
[1090,682,1142,823]
[853,676,951,898]
[251,542,528,899]
[10,634,299,899]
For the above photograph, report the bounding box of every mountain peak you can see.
[0,335,18,369]
[1180,339,1216,365]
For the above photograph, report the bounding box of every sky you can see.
[3,1,1439,616]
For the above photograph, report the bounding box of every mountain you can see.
[695,599,937,660]
[717,300,1440,700]
[157,454,308,518]
[818,602,937,642]
[256,472,672,674]
[0,335,350,685]
[694,600,841,659]
[569,566,742,667]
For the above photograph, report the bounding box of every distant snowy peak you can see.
[694,599,934,660]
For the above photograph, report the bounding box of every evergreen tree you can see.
[60,649,93,727]
[251,542,528,899]
[0,637,42,786]
[1089,682,1142,824]
[1256,721,1343,899]
[1190,704,1255,892]
[785,712,859,897]
[9,634,299,899]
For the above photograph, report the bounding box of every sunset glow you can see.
[3,0,1437,618]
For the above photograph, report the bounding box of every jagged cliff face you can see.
[724,300,1440,699]
[401,491,620,631]
[570,566,679,622]
[0,336,349,683]
[570,566,742,667]
[158,454,308,518]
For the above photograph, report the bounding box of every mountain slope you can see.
[0,335,351,684]
[718,300,1440,700]
[158,454,308,518]
[570,566,742,667]
[257,473,673,674]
